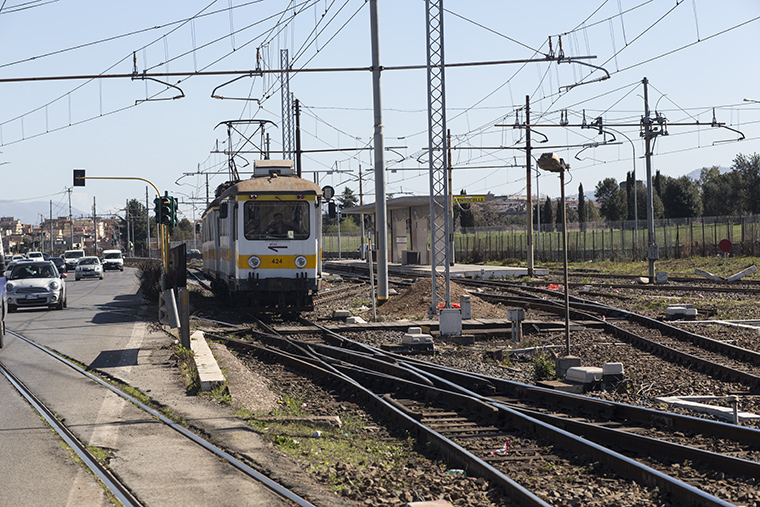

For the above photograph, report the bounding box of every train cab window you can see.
[244,201,310,240]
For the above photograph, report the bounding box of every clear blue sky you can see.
[1,0,759,224]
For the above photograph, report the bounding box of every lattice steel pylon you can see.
[280,49,294,160]
[425,0,451,315]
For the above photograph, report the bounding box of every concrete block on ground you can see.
[565,366,604,384]
[346,316,367,324]
[555,355,582,378]
[190,331,226,391]
[603,362,625,375]
[402,327,434,345]
[332,309,351,319]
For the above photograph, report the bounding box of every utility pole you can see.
[93,196,98,255]
[370,0,389,302]
[146,187,151,258]
[68,188,73,249]
[126,199,131,256]
[642,77,659,281]
[295,98,302,177]
[49,200,53,253]
[507,78,742,282]
[525,95,534,277]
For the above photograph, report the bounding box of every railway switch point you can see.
[665,305,698,320]
[555,355,582,378]
[381,327,436,353]
[402,327,434,346]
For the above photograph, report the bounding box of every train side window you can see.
[219,202,228,219]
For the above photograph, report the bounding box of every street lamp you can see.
[536,153,571,357]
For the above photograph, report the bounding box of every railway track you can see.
[205,316,759,505]
[2,329,315,507]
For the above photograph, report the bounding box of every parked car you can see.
[51,256,67,273]
[75,256,104,281]
[62,249,85,270]
[6,260,67,312]
[101,249,124,271]
[0,235,6,346]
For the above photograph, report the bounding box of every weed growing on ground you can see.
[531,351,555,380]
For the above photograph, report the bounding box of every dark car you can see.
[51,256,66,273]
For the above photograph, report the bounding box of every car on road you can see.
[27,251,44,260]
[101,249,124,271]
[51,256,66,273]
[75,256,104,281]
[6,260,67,312]
[62,249,86,270]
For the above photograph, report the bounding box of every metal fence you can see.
[323,215,760,263]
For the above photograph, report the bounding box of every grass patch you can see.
[237,402,418,495]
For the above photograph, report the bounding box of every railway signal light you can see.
[153,196,163,224]
[160,193,172,226]
[73,169,86,187]
[169,196,179,227]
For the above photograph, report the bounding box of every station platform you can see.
[323,259,548,279]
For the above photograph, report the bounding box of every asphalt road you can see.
[0,267,287,507]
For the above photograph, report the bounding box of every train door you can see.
[214,203,225,281]
[231,201,239,283]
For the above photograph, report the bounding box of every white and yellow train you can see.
[201,160,325,312]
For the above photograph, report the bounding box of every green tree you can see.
[120,199,150,256]
[457,190,475,230]
[734,153,760,214]
[662,175,702,218]
[542,196,554,232]
[555,197,564,231]
[700,166,742,216]
[578,183,586,230]
[170,218,195,241]
[594,178,626,221]
[337,187,360,226]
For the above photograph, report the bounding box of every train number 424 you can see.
[270,258,283,265]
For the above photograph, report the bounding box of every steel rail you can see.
[214,333,551,507]
[7,331,315,507]
[285,331,760,482]
[231,320,743,505]
[298,349,736,506]
[0,359,143,507]
[296,320,760,469]
[476,292,760,392]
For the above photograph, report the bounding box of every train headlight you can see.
[295,255,307,269]
[248,256,261,269]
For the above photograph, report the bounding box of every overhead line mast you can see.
[507,78,744,282]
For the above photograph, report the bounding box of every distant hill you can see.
[685,166,731,181]
[0,201,86,225]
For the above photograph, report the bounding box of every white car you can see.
[75,256,104,281]
[101,249,124,271]
[6,260,67,312]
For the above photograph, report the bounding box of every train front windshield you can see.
[243,201,310,240]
